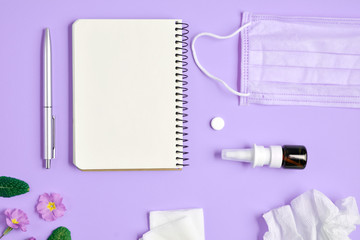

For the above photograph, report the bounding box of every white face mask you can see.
[192,12,360,108]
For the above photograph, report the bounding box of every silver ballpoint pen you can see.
[43,28,55,169]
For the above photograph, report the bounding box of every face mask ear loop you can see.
[191,22,252,97]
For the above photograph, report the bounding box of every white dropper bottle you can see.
[222,144,307,169]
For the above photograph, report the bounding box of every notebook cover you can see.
[72,19,188,170]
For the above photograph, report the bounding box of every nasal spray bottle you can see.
[222,144,307,169]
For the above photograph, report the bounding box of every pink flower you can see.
[36,193,66,221]
[28,238,36,240]
[4,208,29,231]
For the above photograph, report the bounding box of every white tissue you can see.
[140,208,205,240]
[263,189,360,240]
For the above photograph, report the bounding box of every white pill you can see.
[211,117,225,130]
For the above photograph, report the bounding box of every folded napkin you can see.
[263,189,360,240]
[140,208,205,240]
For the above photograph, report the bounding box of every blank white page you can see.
[72,19,183,170]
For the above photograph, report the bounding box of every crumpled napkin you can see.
[139,208,205,240]
[263,189,360,240]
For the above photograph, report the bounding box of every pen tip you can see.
[45,159,51,169]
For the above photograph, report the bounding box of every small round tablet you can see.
[211,117,225,130]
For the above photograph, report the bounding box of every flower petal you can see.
[51,193,63,205]
[36,202,49,213]
[57,203,67,212]
[4,209,12,218]
[14,209,28,221]
[20,224,27,232]
[38,193,51,203]
[40,211,56,221]
[17,215,30,225]
[6,218,18,229]
[12,209,22,219]
[52,208,65,218]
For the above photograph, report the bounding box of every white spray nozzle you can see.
[221,144,283,168]
[222,148,253,162]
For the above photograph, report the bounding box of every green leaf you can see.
[0,176,29,198]
[48,227,71,240]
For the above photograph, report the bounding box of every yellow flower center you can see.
[11,218,19,224]
[47,202,57,211]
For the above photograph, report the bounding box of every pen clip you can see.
[52,115,56,159]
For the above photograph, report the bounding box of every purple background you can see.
[1,0,360,239]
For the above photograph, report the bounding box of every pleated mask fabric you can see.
[192,12,360,108]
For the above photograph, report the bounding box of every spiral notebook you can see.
[72,19,189,170]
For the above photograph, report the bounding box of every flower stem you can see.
[0,227,13,239]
